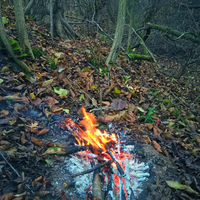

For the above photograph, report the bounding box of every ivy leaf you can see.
[63,108,69,114]
[0,79,3,84]
[112,87,121,94]
[85,50,91,54]
[54,87,68,96]
[58,68,64,73]
[79,94,85,102]
[2,17,8,24]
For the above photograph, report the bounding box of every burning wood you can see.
[64,107,150,199]
[72,160,113,177]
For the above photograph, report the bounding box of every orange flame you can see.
[64,107,133,197]
[72,107,117,153]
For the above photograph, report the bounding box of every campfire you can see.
[64,107,150,199]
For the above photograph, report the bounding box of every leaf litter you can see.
[0,6,199,200]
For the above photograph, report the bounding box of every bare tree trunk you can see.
[25,0,78,39]
[13,0,35,60]
[0,1,31,73]
[106,0,127,67]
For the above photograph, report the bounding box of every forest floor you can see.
[0,6,200,200]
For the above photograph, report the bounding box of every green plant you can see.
[48,58,56,70]
[140,107,156,124]
[32,47,44,57]
[10,39,21,55]
[100,33,107,40]
[123,75,131,82]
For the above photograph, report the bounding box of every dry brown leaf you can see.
[31,136,43,146]
[123,112,138,123]
[21,132,27,144]
[127,103,136,112]
[35,176,43,182]
[114,111,126,121]
[127,93,132,101]
[139,93,145,104]
[102,101,110,106]
[162,148,169,157]
[0,110,9,118]
[44,108,52,118]
[37,128,49,135]
[51,105,63,113]
[2,193,13,200]
[31,98,42,105]
[152,140,162,152]
[153,126,163,135]
[98,115,115,123]
[142,135,151,144]
[145,123,154,130]
[0,140,11,151]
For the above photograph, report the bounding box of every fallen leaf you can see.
[112,87,121,94]
[1,193,13,200]
[145,123,154,130]
[42,78,54,87]
[111,98,126,110]
[98,115,115,123]
[166,181,200,196]
[153,125,163,135]
[31,98,42,105]
[63,108,69,114]
[37,128,49,135]
[102,101,110,106]
[21,132,27,144]
[114,110,126,121]
[54,87,68,96]
[31,136,43,146]
[152,140,162,152]
[139,93,145,104]
[44,147,66,155]
[0,140,11,151]
[142,135,151,144]
[0,110,9,118]
[30,92,36,99]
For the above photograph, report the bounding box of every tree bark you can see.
[25,0,78,39]
[106,0,127,67]
[0,1,32,73]
[146,23,200,44]
[13,0,35,60]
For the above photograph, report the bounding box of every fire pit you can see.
[63,107,150,199]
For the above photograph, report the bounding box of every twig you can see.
[0,151,20,177]
[193,93,200,103]
[0,151,33,193]
[130,26,159,67]
[169,91,188,107]
[72,160,113,177]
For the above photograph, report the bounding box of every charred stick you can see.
[63,146,88,155]
[72,160,113,177]
[105,144,125,176]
